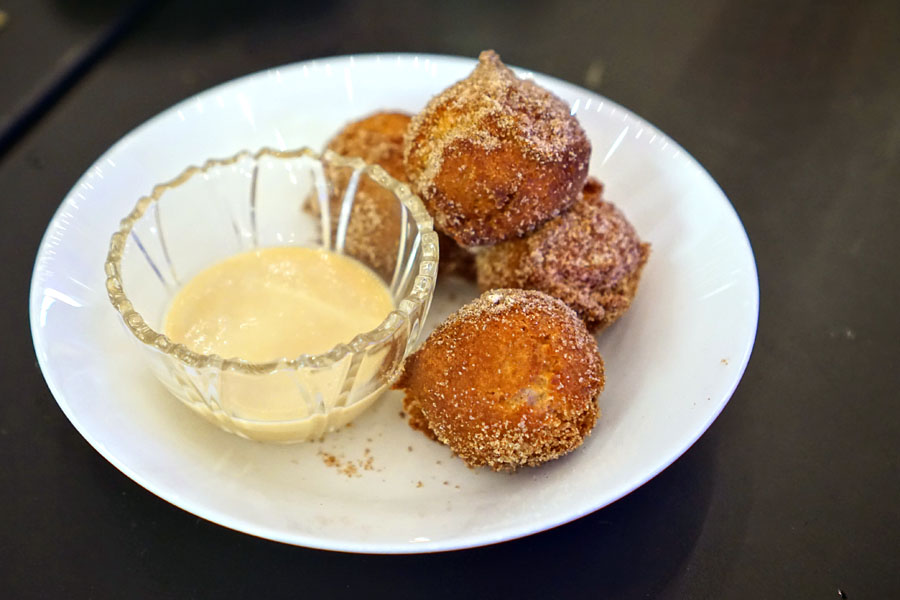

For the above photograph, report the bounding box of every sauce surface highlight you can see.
[164,246,394,362]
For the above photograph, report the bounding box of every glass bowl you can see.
[104,147,438,443]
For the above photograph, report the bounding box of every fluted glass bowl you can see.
[104,147,438,443]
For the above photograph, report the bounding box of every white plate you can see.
[30,54,758,553]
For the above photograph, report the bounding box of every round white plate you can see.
[30,53,758,553]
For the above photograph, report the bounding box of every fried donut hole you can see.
[308,111,409,280]
[476,178,650,332]
[313,111,474,280]
[404,50,591,248]
[394,289,605,471]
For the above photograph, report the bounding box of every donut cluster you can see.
[315,50,651,470]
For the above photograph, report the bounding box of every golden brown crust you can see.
[327,112,411,180]
[310,111,475,281]
[306,111,409,279]
[476,178,650,332]
[402,394,438,441]
[394,289,604,471]
[404,50,590,247]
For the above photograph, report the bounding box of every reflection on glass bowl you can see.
[104,147,438,442]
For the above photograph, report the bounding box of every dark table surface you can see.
[2,0,898,598]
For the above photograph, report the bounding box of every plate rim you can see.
[29,52,760,554]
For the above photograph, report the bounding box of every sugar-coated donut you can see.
[404,50,590,247]
[476,178,650,332]
[394,289,605,471]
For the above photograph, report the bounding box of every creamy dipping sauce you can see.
[164,246,394,362]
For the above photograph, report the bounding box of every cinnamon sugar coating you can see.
[312,111,408,279]
[476,178,650,332]
[394,289,604,471]
[404,50,591,247]
[310,111,474,280]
